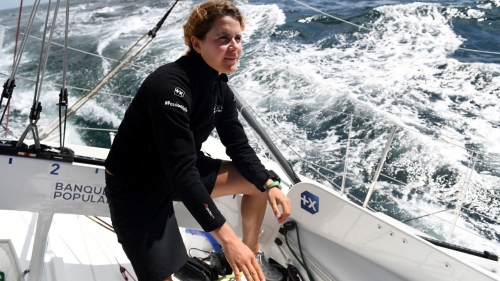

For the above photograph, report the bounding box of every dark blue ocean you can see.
[0,0,499,253]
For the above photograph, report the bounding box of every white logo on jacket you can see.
[214,105,223,113]
[165,101,188,113]
[174,87,185,97]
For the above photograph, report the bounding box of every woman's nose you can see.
[228,38,239,50]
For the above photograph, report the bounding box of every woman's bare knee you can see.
[211,161,261,198]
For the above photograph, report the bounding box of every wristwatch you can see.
[266,169,281,184]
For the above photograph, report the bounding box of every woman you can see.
[105,1,291,281]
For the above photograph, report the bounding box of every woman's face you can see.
[192,16,242,74]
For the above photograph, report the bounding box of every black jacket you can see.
[105,51,271,232]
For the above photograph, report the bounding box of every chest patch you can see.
[214,105,223,113]
[174,87,185,97]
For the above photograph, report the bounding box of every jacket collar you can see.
[186,50,229,84]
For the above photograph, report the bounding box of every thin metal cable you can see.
[59,0,70,150]
[457,47,500,56]
[341,114,353,194]
[5,0,24,138]
[32,0,53,104]
[0,72,133,98]
[234,88,482,209]
[306,163,342,190]
[238,94,500,222]
[232,86,498,163]
[3,27,151,70]
[293,0,500,56]
[73,127,117,132]
[39,35,153,139]
[293,0,370,31]
[375,187,500,248]
[461,205,500,226]
[78,215,98,281]
[10,0,41,79]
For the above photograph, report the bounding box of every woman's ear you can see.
[191,36,202,53]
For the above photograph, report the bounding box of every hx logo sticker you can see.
[174,87,185,97]
[300,191,319,214]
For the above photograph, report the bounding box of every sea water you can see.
[0,0,499,255]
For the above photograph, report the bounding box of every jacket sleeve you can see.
[146,71,226,232]
[215,86,270,192]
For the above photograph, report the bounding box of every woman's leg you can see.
[210,161,267,253]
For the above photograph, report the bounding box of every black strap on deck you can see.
[419,235,498,261]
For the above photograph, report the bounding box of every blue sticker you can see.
[300,191,319,214]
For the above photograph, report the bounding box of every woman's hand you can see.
[267,187,291,224]
[211,223,265,281]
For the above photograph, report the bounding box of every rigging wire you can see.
[235,88,500,237]
[293,0,500,56]
[293,0,370,31]
[0,72,133,99]
[15,0,56,149]
[58,0,70,152]
[2,27,151,70]
[39,0,180,140]
[4,0,24,138]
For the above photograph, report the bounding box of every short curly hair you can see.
[183,0,246,51]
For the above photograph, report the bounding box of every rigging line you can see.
[374,187,500,248]
[1,124,19,139]
[306,163,342,190]
[35,0,62,106]
[293,0,500,56]
[74,127,117,132]
[82,216,116,266]
[32,0,53,104]
[236,84,463,150]
[5,0,24,138]
[60,0,70,151]
[50,219,84,264]
[39,34,152,139]
[293,0,370,31]
[85,216,114,232]
[15,0,54,149]
[238,97,472,205]
[3,27,151,70]
[10,0,41,80]
[457,47,500,56]
[461,205,500,227]
[78,215,98,281]
[84,217,138,281]
[0,72,133,99]
[295,143,467,210]
[233,85,497,162]
[403,209,449,223]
